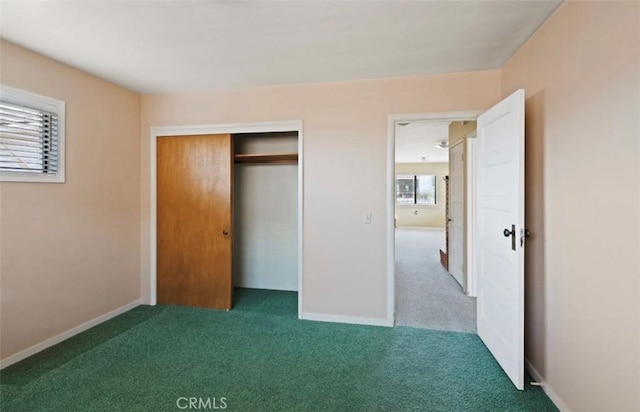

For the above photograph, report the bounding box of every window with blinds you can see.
[395,174,437,205]
[0,86,65,183]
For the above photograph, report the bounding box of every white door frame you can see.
[387,111,482,324]
[448,139,465,289]
[465,131,478,297]
[149,120,304,319]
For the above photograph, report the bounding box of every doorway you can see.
[387,90,527,390]
[149,121,304,318]
[475,90,527,389]
[388,112,481,332]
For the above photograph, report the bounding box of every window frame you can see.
[0,85,66,183]
[395,173,437,206]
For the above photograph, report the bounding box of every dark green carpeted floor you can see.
[1,289,556,411]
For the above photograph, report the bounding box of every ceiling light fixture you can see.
[435,141,449,149]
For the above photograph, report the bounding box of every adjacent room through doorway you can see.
[393,118,477,333]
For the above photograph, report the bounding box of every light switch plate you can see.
[362,210,372,224]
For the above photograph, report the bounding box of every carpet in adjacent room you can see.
[395,228,477,333]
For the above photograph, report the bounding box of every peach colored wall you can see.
[0,41,141,359]
[140,71,501,320]
[501,2,640,410]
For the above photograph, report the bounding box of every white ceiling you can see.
[395,121,451,164]
[0,1,561,94]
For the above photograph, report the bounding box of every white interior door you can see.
[449,142,464,288]
[476,89,525,390]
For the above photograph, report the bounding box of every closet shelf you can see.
[234,153,298,164]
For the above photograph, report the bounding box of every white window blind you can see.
[0,101,58,174]
[0,86,65,183]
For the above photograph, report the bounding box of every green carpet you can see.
[1,289,556,411]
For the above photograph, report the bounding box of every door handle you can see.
[503,224,516,251]
[222,229,229,237]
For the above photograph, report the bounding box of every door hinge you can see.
[520,228,531,247]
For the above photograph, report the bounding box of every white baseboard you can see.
[301,312,393,327]
[526,358,571,412]
[0,299,142,370]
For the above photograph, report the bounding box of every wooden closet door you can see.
[157,134,233,310]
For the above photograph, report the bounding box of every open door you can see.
[476,89,525,389]
[157,134,233,310]
[449,141,465,288]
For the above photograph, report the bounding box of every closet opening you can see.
[151,121,303,318]
[232,131,299,316]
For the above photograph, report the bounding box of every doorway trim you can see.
[149,120,304,318]
[465,131,478,297]
[387,111,483,324]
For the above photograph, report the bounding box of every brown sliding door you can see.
[157,134,233,310]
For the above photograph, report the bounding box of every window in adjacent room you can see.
[396,174,436,205]
[0,85,65,183]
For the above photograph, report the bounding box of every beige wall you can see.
[141,71,501,319]
[501,2,640,411]
[448,120,477,147]
[394,163,448,228]
[0,41,141,359]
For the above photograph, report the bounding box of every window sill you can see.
[395,204,439,209]
[0,171,65,183]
